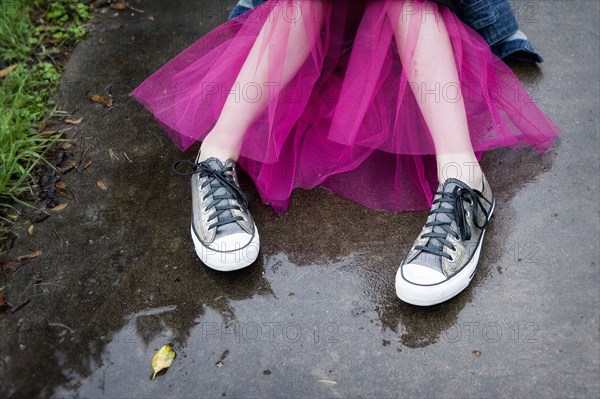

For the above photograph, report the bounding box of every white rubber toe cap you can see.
[191,225,260,272]
[401,263,446,285]
[208,232,255,252]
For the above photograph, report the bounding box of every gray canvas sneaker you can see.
[175,153,260,271]
[396,175,495,306]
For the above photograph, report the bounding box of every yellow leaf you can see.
[27,225,34,236]
[151,345,176,380]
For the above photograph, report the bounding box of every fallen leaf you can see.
[0,293,9,312]
[96,179,108,190]
[17,251,42,261]
[0,64,18,78]
[61,160,78,173]
[1,251,42,275]
[472,350,481,357]
[27,225,34,236]
[64,117,83,125]
[151,344,176,379]
[111,1,128,10]
[51,203,68,212]
[88,94,113,108]
[82,159,93,170]
[55,181,68,191]
[1,260,22,274]
[60,142,74,150]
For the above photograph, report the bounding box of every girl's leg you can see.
[387,0,483,189]
[200,0,325,162]
[389,1,495,306]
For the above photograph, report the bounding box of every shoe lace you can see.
[173,160,250,230]
[415,185,492,260]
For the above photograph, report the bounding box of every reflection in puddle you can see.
[51,249,496,396]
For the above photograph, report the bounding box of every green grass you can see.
[0,0,90,249]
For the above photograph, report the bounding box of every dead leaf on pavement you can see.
[17,251,42,261]
[55,181,68,191]
[1,251,43,275]
[82,159,93,170]
[88,94,113,108]
[97,179,108,190]
[61,160,78,173]
[111,1,128,10]
[27,225,34,236]
[1,260,22,274]
[65,117,83,125]
[472,350,481,357]
[51,203,68,212]
[0,293,9,312]
[0,64,18,78]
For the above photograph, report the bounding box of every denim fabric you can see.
[229,0,266,19]
[491,29,543,62]
[456,0,543,62]
[228,0,543,62]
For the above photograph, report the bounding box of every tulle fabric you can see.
[131,0,559,213]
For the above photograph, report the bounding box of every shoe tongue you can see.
[203,157,225,171]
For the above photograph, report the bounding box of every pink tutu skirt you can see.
[132,0,560,213]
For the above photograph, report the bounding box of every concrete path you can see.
[1,1,598,397]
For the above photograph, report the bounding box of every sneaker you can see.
[395,175,495,306]
[176,153,260,271]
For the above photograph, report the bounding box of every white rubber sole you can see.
[191,224,260,272]
[396,201,495,306]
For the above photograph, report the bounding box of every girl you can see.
[132,0,559,306]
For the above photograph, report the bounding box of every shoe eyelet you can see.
[466,210,471,217]
[448,255,455,262]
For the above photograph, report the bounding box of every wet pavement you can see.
[1,0,599,397]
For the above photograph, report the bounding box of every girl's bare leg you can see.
[200,1,325,162]
[387,0,483,189]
